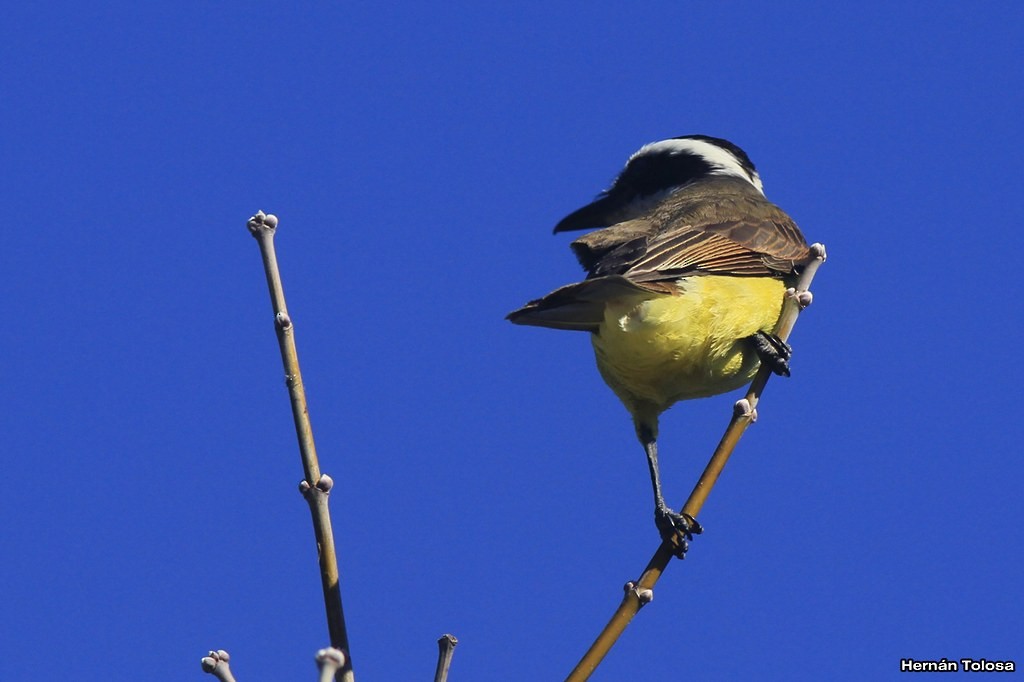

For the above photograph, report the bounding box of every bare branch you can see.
[247,211,354,682]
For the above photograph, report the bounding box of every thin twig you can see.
[433,634,459,682]
[565,244,827,681]
[247,211,354,682]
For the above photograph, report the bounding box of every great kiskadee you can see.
[508,135,811,555]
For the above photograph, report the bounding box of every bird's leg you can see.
[637,422,702,558]
[751,330,792,377]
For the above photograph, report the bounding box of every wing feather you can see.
[568,178,811,284]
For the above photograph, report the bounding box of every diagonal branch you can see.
[566,243,827,681]
[247,210,354,682]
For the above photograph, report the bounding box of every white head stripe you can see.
[631,138,764,194]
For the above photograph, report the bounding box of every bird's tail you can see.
[506,275,656,332]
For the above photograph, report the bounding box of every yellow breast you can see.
[591,275,786,417]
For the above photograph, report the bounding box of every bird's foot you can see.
[752,330,792,377]
[655,506,703,558]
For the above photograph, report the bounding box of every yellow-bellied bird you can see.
[508,135,811,556]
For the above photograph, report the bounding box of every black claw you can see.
[752,331,792,377]
[655,507,703,557]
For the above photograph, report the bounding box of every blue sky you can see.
[3,2,1022,680]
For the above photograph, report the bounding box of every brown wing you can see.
[626,218,809,282]
[508,177,811,332]
[572,178,810,282]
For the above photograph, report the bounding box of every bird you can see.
[507,135,812,556]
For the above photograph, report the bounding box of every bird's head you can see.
[554,135,764,233]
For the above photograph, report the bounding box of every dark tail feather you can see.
[506,275,654,332]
